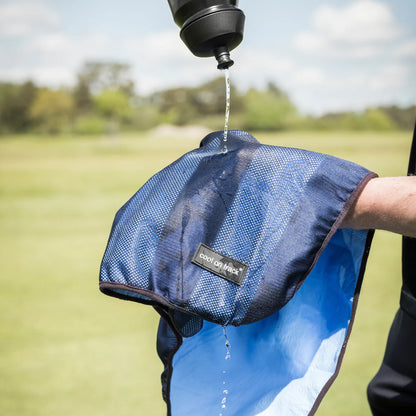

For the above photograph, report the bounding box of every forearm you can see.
[341,176,416,238]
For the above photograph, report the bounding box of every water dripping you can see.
[219,325,231,415]
[221,396,227,408]
[221,68,231,153]
[223,325,231,360]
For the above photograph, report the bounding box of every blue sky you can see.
[0,0,415,115]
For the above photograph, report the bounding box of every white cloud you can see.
[124,30,220,93]
[0,29,119,87]
[0,65,73,86]
[0,28,219,92]
[367,64,411,91]
[290,68,326,87]
[27,32,110,59]
[326,64,409,92]
[288,63,413,115]
[396,39,416,59]
[313,1,401,44]
[23,66,75,86]
[0,1,60,38]
[126,30,189,62]
[231,48,295,90]
[29,33,74,54]
[294,0,402,58]
[286,0,415,113]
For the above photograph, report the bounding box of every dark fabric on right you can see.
[368,308,416,415]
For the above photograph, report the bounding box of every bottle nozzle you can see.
[214,47,234,70]
[168,1,244,70]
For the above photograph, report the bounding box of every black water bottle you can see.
[167,0,245,69]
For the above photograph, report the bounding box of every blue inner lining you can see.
[170,229,368,416]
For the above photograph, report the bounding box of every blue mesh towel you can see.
[100,130,377,415]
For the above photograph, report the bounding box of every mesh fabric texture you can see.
[100,130,374,328]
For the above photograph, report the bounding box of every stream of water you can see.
[221,68,231,153]
[219,325,231,416]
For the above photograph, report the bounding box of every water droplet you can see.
[222,325,231,361]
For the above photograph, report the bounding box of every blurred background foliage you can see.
[0,60,414,136]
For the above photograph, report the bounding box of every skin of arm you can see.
[341,176,416,238]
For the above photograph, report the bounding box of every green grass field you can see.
[0,130,412,416]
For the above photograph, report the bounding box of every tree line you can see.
[0,61,414,135]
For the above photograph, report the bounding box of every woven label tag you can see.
[191,243,249,286]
